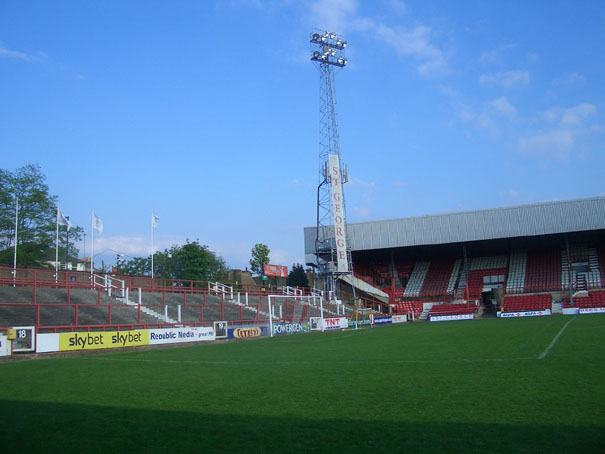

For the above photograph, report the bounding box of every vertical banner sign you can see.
[328,154,349,273]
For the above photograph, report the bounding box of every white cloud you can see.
[458,107,496,134]
[490,97,517,117]
[289,178,312,189]
[518,129,574,155]
[552,72,586,86]
[499,189,520,202]
[375,24,447,75]
[353,206,370,218]
[560,103,596,126]
[93,235,185,258]
[309,0,357,33]
[385,0,407,15]
[0,43,42,62]
[305,1,446,76]
[480,70,530,88]
[518,103,599,159]
[479,50,500,65]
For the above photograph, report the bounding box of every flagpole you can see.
[91,211,94,285]
[13,196,18,286]
[55,206,59,283]
[151,213,154,279]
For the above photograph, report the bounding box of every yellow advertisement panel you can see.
[59,329,149,351]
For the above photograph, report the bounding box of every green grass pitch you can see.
[1,315,604,453]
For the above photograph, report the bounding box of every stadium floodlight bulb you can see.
[312,33,320,41]
[331,49,337,56]
[313,51,320,59]
[330,32,336,39]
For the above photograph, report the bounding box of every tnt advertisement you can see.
[322,317,349,331]
[148,327,215,345]
[272,322,310,336]
[228,326,268,339]
[58,329,149,351]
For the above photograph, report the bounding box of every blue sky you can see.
[1,0,604,270]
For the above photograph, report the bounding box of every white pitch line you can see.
[538,316,576,360]
[87,356,536,366]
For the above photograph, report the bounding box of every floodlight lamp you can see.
[312,33,320,41]
[324,31,331,37]
[342,41,347,48]
[330,32,336,39]
[331,50,337,56]
[337,57,344,65]
[313,51,320,59]
[343,59,348,65]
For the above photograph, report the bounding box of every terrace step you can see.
[117,297,178,324]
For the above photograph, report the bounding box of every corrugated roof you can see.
[304,196,605,254]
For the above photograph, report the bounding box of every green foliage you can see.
[119,240,228,282]
[249,243,270,276]
[0,164,83,266]
[286,263,309,287]
[118,256,150,276]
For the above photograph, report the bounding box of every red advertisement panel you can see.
[263,264,288,277]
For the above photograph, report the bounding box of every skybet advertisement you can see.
[36,327,215,353]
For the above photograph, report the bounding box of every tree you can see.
[170,240,227,282]
[249,243,270,277]
[118,256,150,276]
[286,263,309,288]
[118,240,228,283]
[0,164,83,266]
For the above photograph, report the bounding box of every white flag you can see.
[92,211,103,234]
[57,206,71,231]
[152,213,159,229]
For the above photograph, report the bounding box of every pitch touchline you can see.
[88,356,536,365]
[538,316,576,360]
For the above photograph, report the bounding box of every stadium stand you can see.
[599,247,605,284]
[428,302,475,317]
[563,290,605,308]
[561,244,603,291]
[506,250,527,294]
[403,261,430,297]
[392,301,423,319]
[465,267,507,300]
[0,265,357,331]
[502,294,551,312]
[525,248,561,293]
[446,259,462,294]
[420,258,456,298]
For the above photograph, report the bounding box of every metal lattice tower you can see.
[310,30,353,294]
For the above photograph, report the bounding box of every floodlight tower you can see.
[310,30,353,296]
